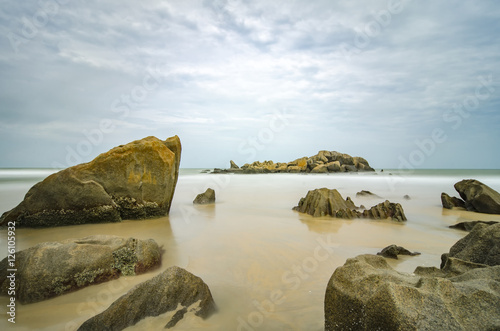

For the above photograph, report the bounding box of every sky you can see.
[0,0,499,170]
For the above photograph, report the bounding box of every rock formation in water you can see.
[449,220,499,232]
[293,188,359,218]
[0,136,181,227]
[293,188,406,222]
[193,188,216,205]
[442,179,500,214]
[362,200,407,222]
[0,235,161,304]
[213,150,375,174]
[78,266,216,330]
[355,190,381,198]
[377,244,420,259]
[441,192,466,209]
[325,223,500,330]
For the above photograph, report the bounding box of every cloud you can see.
[0,0,499,168]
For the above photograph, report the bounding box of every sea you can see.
[1,168,500,330]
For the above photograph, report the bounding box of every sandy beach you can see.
[1,169,499,330]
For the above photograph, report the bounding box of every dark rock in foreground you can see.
[78,266,216,331]
[216,150,375,174]
[441,192,465,209]
[193,188,216,205]
[442,222,500,267]
[442,179,500,214]
[377,244,420,259]
[293,188,406,222]
[0,136,182,227]
[0,235,161,304]
[455,179,500,214]
[325,222,500,330]
[325,254,500,331]
[449,220,499,231]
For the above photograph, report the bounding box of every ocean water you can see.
[1,168,500,330]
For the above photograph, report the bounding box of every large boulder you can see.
[325,254,500,331]
[0,136,181,227]
[78,266,216,330]
[292,188,360,219]
[442,222,500,267]
[0,235,161,304]
[454,179,500,214]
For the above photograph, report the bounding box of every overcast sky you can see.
[1,0,499,169]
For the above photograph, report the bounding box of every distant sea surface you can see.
[1,168,500,330]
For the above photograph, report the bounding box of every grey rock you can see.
[441,222,500,267]
[294,189,407,222]
[356,190,381,198]
[193,188,216,205]
[78,266,216,330]
[310,164,328,173]
[377,244,420,259]
[0,235,161,304]
[325,254,500,331]
[326,161,341,172]
[454,179,500,214]
[362,200,407,222]
[293,188,360,218]
[0,136,181,227]
[449,220,499,231]
[441,192,465,209]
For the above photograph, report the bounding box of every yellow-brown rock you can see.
[0,136,181,227]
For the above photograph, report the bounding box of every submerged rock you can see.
[193,188,216,205]
[292,188,360,218]
[377,244,420,259]
[78,266,216,331]
[0,235,161,304]
[0,136,181,227]
[293,188,407,222]
[441,192,465,209]
[449,220,499,232]
[362,200,407,222]
[325,254,500,331]
[454,179,500,214]
[355,190,381,198]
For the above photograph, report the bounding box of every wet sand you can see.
[1,171,499,330]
